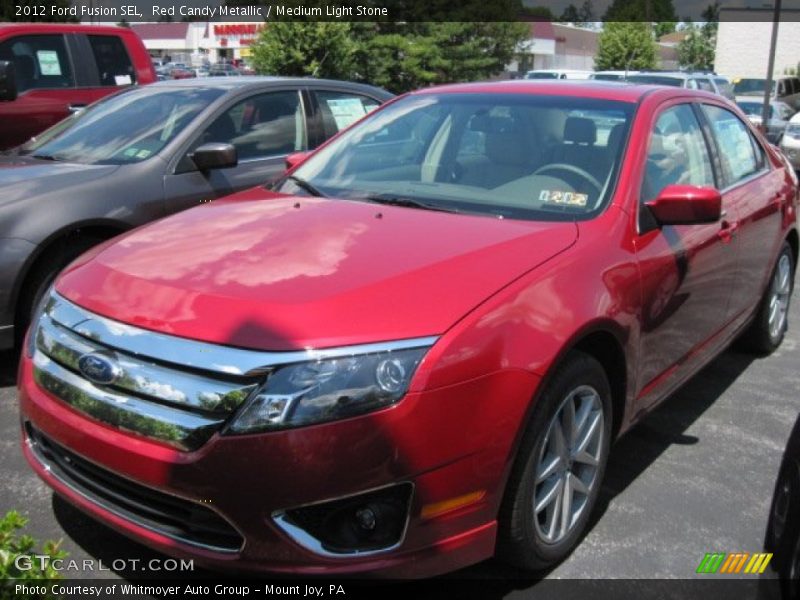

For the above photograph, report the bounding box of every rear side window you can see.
[0,34,75,93]
[87,35,136,86]
[701,104,765,186]
[315,90,381,138]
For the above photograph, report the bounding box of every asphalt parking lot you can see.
[1,298,799,587]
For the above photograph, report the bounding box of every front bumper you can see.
[18,353,539,577]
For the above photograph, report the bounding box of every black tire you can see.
[498,350,612,570]
[740,241,794,355]
[14,236,103,348]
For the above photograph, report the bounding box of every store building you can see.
[130,21,265,65]
[507,22,679,77]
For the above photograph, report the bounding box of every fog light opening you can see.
[275,483,413,556]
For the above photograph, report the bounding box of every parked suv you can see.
[627,71,735,100]
[734,76,800,111]
[0,24,156,150]
[18,81,798,577]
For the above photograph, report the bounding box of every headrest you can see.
[564,116,596,145]
[607,122,626,153]
[14,54,35,79]
[469,114,514,134]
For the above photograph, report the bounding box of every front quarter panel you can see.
[414,204,640,436]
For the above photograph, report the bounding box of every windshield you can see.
[274,93,634,221]
[19,86,224,164]
[627,75,683,87]
[734,78,776,95]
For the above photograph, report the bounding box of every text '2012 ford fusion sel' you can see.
[18,81,798,577]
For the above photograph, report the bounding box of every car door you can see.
[163,88,310,214]
[634,101,739,406]
[0,33,79,148]
[699,102,785,322]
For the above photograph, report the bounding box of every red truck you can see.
[0,24,156,150]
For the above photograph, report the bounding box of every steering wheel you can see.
[532,163,603,194]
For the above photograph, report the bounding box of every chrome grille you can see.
[31,291,440,451]
[32,293,262,451]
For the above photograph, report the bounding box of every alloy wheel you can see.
[768,253,792,342]
[533,385,604,545]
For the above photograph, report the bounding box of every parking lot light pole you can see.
[761,0,782,137]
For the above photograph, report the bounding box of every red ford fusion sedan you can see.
[18,81,798,577]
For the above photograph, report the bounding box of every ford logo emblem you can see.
[77,353,121,386]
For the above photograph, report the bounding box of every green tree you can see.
[354,23,529,93]
[595,22,658,71]
[519,6,556,20]
[603,0,678,22]
[1,0,76,22]
[561,0,595,25]
[655,21,677,37]
[250,23,357,79]
[677,6,719,71]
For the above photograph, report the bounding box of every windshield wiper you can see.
[357,194,460,214]
[31,154,62,161]
[286,175,326,198]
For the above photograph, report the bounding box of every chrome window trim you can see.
[47,292,439,376]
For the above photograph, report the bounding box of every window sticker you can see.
[114,75,132,86]
[541,190,588,207]
[136,149,151,159]
[36,51,61,76]
[326,98,367,130]
[123,148,138,157]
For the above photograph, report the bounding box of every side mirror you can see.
[0,61,18,102]
[645,185,722,226]
[191,143,237,171]
[285,151,311,171]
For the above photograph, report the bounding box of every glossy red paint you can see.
[55,191,578,351]
[18,82,800,576]
[645,185,722,225]
[0,24,156,149]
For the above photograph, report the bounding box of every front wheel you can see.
[740,241,794,355]
[498,351,612,570]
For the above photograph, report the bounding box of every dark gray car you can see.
[0,77,393,350]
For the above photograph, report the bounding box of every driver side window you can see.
[641,104,715,205]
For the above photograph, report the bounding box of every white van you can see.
[524,69,592,80]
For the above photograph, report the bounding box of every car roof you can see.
[148,76,392,98]
[412,79,695,103]
[0,23,132,35]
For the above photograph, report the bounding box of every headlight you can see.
[227,346,431,434]
[25,285,54,359]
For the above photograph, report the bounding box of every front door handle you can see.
[718,219,739,243]
[67,104,87,114]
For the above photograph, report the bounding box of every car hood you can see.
[0,156,119,205]
[57,189,578,351]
